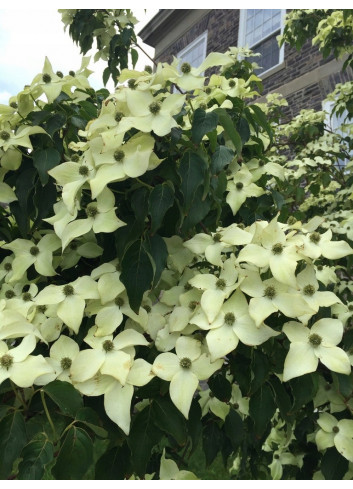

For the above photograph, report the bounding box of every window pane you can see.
[250,34,280,74]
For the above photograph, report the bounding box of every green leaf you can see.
[70,115,87,130]
[120,239,154,313]
[237,117,251,144]
[191,108,219,144]
[32,148,61,186]
[52,426,93,480]
[290,373,318,412]
[33,180,58,227]
[79,100,98,119]
[75,407,108,438]
[131,48,138,68]
[249,349,270,395]
[224,408,244,450]
[202,420,224,466]
[151,397,187,446]
[332,372,353,399]
[208,374,232,402]
[210,145,234,174]
[249,104,273,142]
[148,182,175,234]
[180,186,211,233]
[321,447,349,480]
[178,151,207,211]
[214,107,242,155]
[269,376,294,423]
[187,400,203,453]
[145,234,168,288]
[249,383,276,437]
[271,189,285,211]
[43,380,83,417]
[17,435,54,480]
[103,67,110,86]
[95,443,131,480]
[0,411,27,479]
[44,113,67,138]
[128,404,163,476]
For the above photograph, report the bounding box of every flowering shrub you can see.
[0,8,352,480]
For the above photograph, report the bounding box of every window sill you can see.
[259,61,286,80]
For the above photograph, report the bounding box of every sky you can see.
[0,7,157,103]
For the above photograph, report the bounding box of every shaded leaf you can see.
[0,411,27,479]
[151,397,187,446]
[178,151,207,211]
[202,420,224,466]
[249,383,276,437]
[52,426,93,480]
[95,443,131,480]
[191,108,218,144]
[148,183,175,234]
[208,374,232,402]
[32,148,61,186]
[321,447,348,480]
[120,239,154,313]
[18,435,54,480]
[224,408,244,450]
[214,108,242,155]
[210,145,234,174]
[43,380,83,417]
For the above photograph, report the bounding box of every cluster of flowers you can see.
[1,46,353,467]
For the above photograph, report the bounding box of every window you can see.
[238,10,285,75]
[322,100,352,167]
[177,31,208,70]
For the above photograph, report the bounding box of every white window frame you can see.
[238,9,286,76]
[177,31,208,70]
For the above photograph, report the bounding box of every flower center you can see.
[114,150,125,162]
[0,354,13,369]
[10,102,18,109]
[272,243,283,255]
[114,296,124,307]
[0,130,10,141]
[348,304,353,311]
[213,233,222,242]
[42,73,52,83]
[128,78,136,89]
[69,71,75,77]
[188,301,198,311]
[229,79,236,88]
[4,262,12,271]
[144,65,152,74]
[224,312,235,325]
[115,112,124,123]
[235,182,244,190]
[309,333,322,347]
[264,286,276,299]
[37,305,47,314]
[103,340,114,352]
[30,246,40,256]
[205,87,212,95]
[5,290,15,299]
[149,101,161,115]
[86,205,98,218]
[63,284,74,296]
[216,278,226,290]
[184,283,192,291]
[179,357,192,369]
[79,165,89,176]
[303,284,315,296]
[22,292,32,302]
[310,232,321,244]
[60,357,72,370]
[332,426,339,434]
[56,71,64,78]
[71,154,80,162]
[317,265,323,271]
[181,62,191,74]
[143,304,151,313]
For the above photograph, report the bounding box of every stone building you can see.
[139,9,353,123]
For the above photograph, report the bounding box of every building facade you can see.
[139,9,353,119]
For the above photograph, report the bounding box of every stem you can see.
[40,390,57,439]
[136,177,153,189]
[134,42,157,67]
[10,381,27,410]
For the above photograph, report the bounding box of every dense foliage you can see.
[0,8,352,480]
